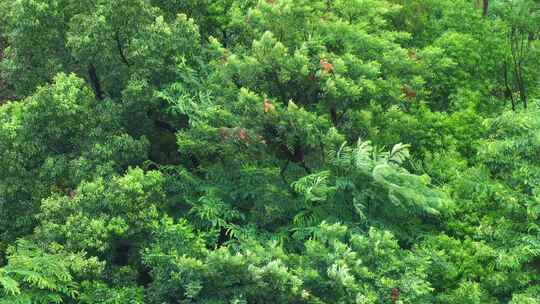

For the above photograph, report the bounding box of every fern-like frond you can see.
[292,171,333,203]
[388,143,411,165]
[353,139,374,173]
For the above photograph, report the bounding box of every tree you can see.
[0,0,539,303]
[497,0,540,109]
[0,73,148,260]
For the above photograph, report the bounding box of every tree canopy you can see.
[0,0,539,303]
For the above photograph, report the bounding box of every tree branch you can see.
[115,31,131,67]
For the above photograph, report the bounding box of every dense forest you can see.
[0,0,539,303]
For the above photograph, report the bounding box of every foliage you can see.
[0,0,539,303]
[0,240,102,304]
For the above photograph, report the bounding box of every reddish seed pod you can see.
[320,59,334,73]
[237,128,249,142]
[264,99,276,113]
[391,287,400,303]
[402,85,417,99]
[220,49,230,65]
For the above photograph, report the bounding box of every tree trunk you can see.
[503,60,516,111]
[517,73,528,109]
[0,37,5,60]
[330,107,338,127]
[88,63,104,100]
[483,0,489,17]
[474,0,489,17]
